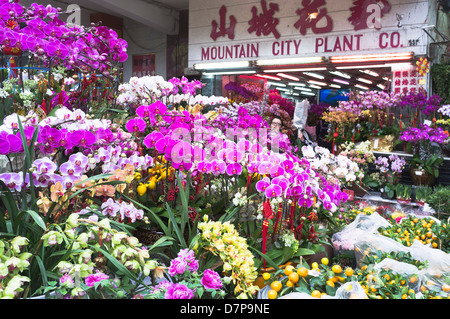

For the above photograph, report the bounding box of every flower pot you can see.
[396,198,412,205]
[410,168,435,186]
[348,183,367,198]
[343,189,354,201]
[415,200,425,206]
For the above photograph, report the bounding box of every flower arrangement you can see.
[197,217,259,299]
[268,89,295,118]
[400,123,446,179]
[374,154,406,183]
[146,248,226,299]
[224,81,258,101]
[0,236,31,299]
[398,89,442,118]
[307,103,329,126]
[39,213,159,299]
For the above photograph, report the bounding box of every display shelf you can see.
[355,191,436,215]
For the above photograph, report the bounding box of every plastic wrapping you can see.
[278,282,368,299]
[332,212,391,254]
[373,258,422,292]
[409,240,450,298]
[293,99,309,131]
[354,233,409,267]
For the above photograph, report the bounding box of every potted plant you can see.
[409,153,444,186]
[396,184,412,204]
[374,154,406,199]
[414,185,432,206]
[400,123,446,186]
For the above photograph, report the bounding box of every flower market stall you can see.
[0,0,449,301]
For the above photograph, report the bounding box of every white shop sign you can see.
[188,0,429,67]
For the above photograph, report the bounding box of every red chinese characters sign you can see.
[132,54,156,77]
[209,0,392,41]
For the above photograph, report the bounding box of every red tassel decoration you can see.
[289,202,295,231]
[295,209,305,241]
[262,200,274,268]
[332,130,338,155]
[272,203,283,242]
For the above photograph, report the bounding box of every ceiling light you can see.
[377,84,386,90]
[203,71,256,76]
[308,84,322,89]
[360,69,379,77]
[275,87,290,92]
[256,56,324,66]
[294,87,312,91]
[355,84,369,90]
[330,52,413,63]
[329,84,341,88]
[333,78,350,85]
[256,74,282,81]
[194,61,251,70]
[385,63,412,68]
[303,72,325,79]
[276,73,300,81]
[335,64,387,70]
[264,67,327,73]
[308,80,327,86]
[300,91,316,96]
[288,82,306,87]
[267,81,286,87]
[329,71,351,79]
[357,77,373,84]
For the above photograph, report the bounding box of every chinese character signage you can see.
[189,0,429,67]
[132,54,156,77]
[391,64,422,94]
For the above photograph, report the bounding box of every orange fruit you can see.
[321,257,329,265]
[442,284,450,292]
[409,276,418,284]
[330,276,338,283]
[344,267,354,277]
[270,281,282,292]
[311,290,322,298]
[262,272,271,280]
[286,280,294,288]
[267,289,277,299]
[331,265,342,274]
[297,267,308,278]
[311,262,319,269]
[326,280,335,288]
[288,272,299,284]
[284,265,295,276]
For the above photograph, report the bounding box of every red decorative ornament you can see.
[262,199,274,268]
[272,203,283,242]
[289,202,295,231]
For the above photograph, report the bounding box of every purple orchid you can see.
[197,161,212,174]
[69,130,96,148]
[126,118,146,133]
[211,160,226,176]
[265,184,283,198]
[226,163,242,176]
[0,173,23,192]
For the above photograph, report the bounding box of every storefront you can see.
[188,0,442,102]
